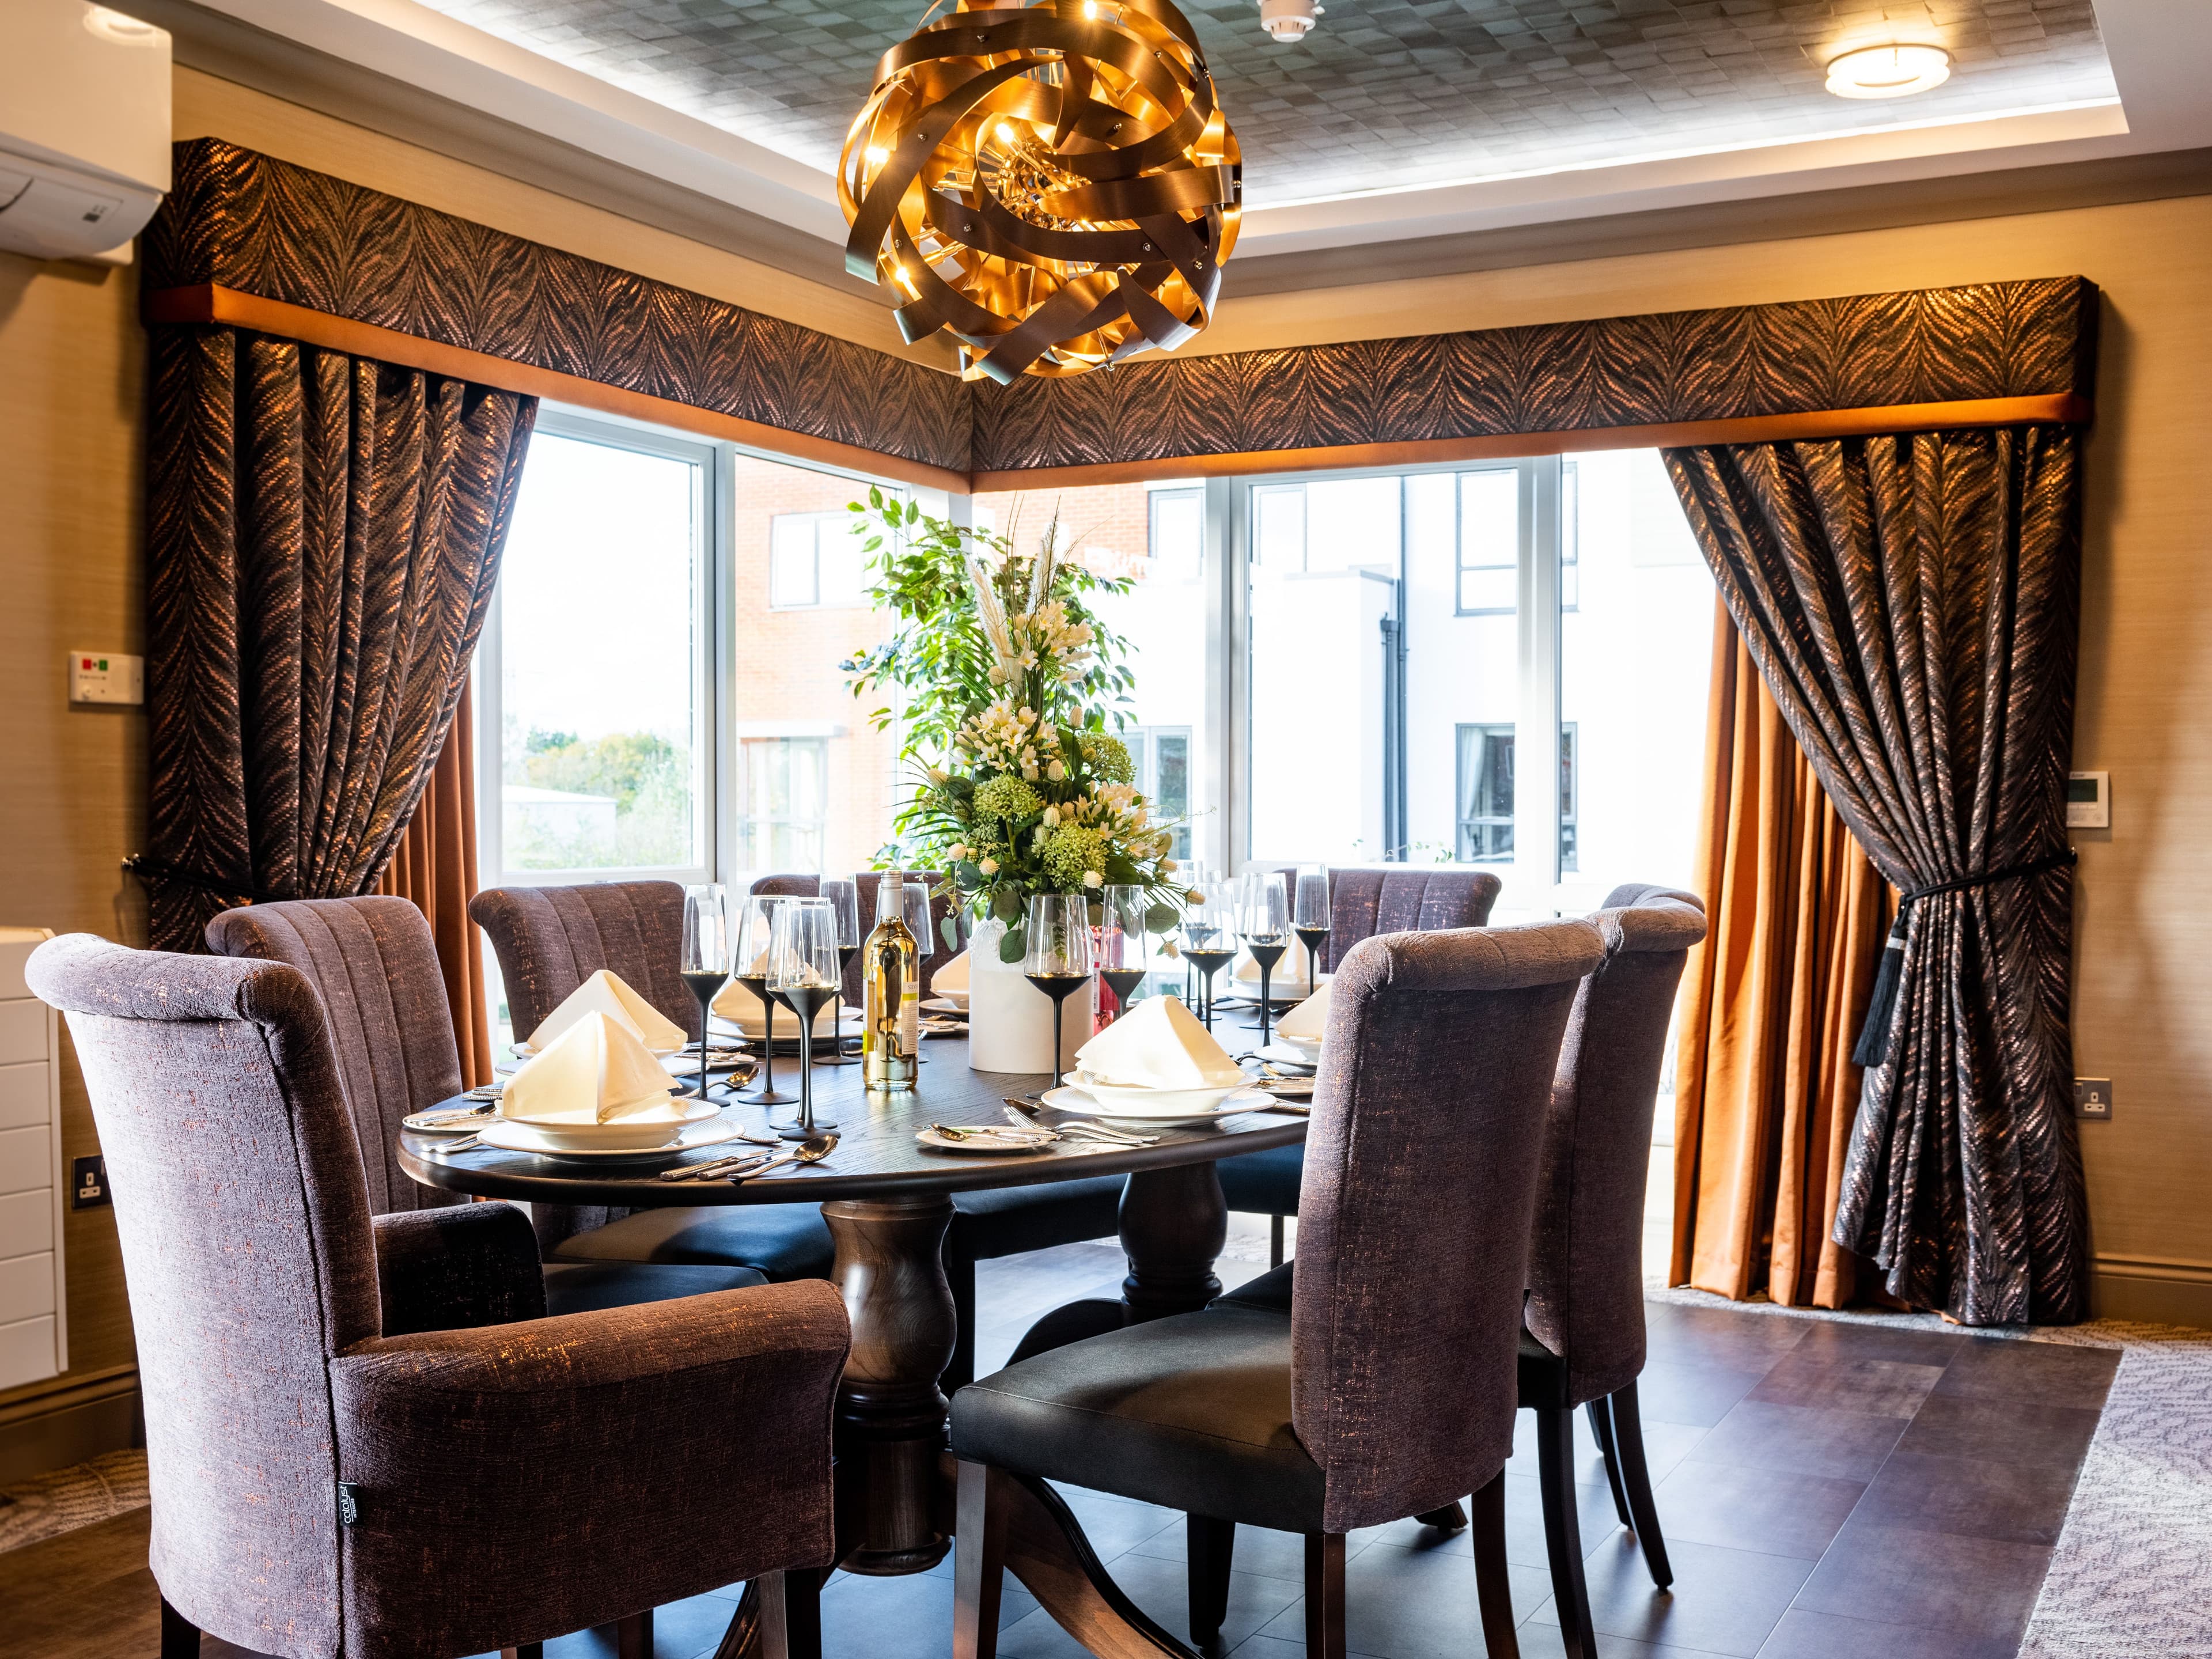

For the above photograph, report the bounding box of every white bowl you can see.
[1071,1070,1247,1116]
[1272,1033,1324,1063]
[498,1096,717,1151]
[933,986,970,1010]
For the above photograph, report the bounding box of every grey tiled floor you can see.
[472,1243,2116,1659]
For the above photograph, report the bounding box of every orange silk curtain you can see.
[377,679,494,1090]
[1671,599,1891,1309]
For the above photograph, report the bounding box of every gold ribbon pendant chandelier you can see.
[840,0,1240,381]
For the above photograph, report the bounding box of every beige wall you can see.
[0,66,2205,1472]
[1203,194,2212,1323]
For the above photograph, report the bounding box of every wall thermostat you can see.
[2066,771,2109,830]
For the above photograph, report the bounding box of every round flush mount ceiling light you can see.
[82,6,165,44]
[1825,43,1952,99]
[1258,0,1323,44]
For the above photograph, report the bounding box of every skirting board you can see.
[2090,1255,2212,1328]
[0,1370,142,1487]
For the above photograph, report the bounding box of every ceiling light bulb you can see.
[83,6,164,44]
[1257,0,1321,43]
[865,145,891,165]
[1082,1,1097,16]
[1825,43,1951,100]
[996,121,1018,143]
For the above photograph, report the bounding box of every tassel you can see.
[1851,911,1908,1069]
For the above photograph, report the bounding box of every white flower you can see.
[927,767,949,785]
[987,665,1008,685]
[1021,763,1039,780]
[948,843,968,861]
[980,857,999,874]
[1082,870,1103,890]
[1041,805,1060,827]
[1046,759,1067,782]
[1162,859,1179,874]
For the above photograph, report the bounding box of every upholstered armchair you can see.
[470,880,836,1284]
[949,919,1607,1659]
[1215,866,1504,1259]
[206,895,766,1317]
[28,934,850,1659]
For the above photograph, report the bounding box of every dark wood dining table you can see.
[399,1033,1308,1659]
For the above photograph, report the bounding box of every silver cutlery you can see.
[658,1151,774,1182]
[729,1132,839,1180]
[997,1107,1160,1147]
[438,1132,486,1153]
[1000,1099,1159,1145]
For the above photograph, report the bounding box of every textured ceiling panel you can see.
[418,0,2113,206]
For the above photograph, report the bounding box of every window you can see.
[1456,724,1514,861]
[1561,459,1581,612]
[770,511,868,609]
[1558,725,1578,872]
[1455,468,1518,615]
[1149,486,1204,582]
[737,737,827,871]
[479,412,713,884]
[1127,726,1194,860]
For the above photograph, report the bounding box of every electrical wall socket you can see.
[2074,1079,2113,1120]
[71,1155,111,1209]
[69,652,143,704]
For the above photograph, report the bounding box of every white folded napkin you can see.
[527,968,687,1054]
[1075,994,1241,1090]
[1233,947,1318,994]
[1276,979,1332,1045]
[712,974,846,1034]
[501,1011,687,1125]
[933,950,970,994]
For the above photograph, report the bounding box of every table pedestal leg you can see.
[825,1194,958,1576]
[1120,1162,1228,1322]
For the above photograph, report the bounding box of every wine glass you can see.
[733,894,796,1105]
[1183,878,1237,1032]
[767,898,842,1139]
[679,884,729,1103]
[1023,893,1094,1092]
[1241,871,1290,1048]
[904,878,937,1063]
[1177,862,1210,1004]
[1293,865,1331,997]
[1100,883,1148,1020]
[820,877,862,1066]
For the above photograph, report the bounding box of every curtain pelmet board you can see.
[1664,428,2086,1325]
[1672,598,1891,1309]
[146,325,535,953]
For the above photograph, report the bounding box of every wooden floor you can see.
[3,1244,2116,1659]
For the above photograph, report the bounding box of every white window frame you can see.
[769,510,869,610]
[476,406,722,891]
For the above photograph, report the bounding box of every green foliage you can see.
[520,729,681,815]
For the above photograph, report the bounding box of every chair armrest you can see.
[372,1202,546,1336]
[328,1281,850,1650]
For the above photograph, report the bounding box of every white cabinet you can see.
[0,929,64,1389]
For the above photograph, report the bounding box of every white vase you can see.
[966,916,1093,1076]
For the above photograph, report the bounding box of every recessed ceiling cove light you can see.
[1825,43,1952,100]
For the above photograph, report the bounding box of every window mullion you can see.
[1516,456,1563,905]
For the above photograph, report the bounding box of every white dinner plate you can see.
[1250,1042,1320,1069]
[921,997,969,1016]
[1073,1071,1247,1115]
[915,1127,1058,1156]
[931,988,970,1010]
[509,1037,685,1060]
[482,1097,721,1155]
[709,1011,861,1041]
[1041,1084,1278,1128]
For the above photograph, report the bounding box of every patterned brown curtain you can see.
[1671,597,1891,1309]
[376,678,495,1090]
[1664,429,2087,1325]
[144,326,535,953]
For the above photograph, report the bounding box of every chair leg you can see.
[1469,1471,1521,1659]
[760,1569,823,1659]
[1536,1406,1598,1659]
[953,1460,1010,1659]
[1609,1380,1674,1589]
[1302,1532,1346,1659]
[159,1597,198,1659]
[1586,1397,1633,1527]
[498,1648,543,1659]
[944,1248,978,1391]
[1187,1514,1236,1653]
[615,1610,653,1659]
[1413,1501,1467,1531]
[1268,1214,1285,1269]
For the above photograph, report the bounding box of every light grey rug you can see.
[1647,1285,2212,1657]
[0,1447,149,1554]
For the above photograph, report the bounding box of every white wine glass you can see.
[680,884,729,1102]
[733,894,796,1105]
[1100,883,1148,1021]
[768,898,842,1139]
[1023,893,1094,1092]
[1293,866,1331,995]
[1240,871,1290,1046]
[820,877,862,1065]
[1184,877,1237,1032]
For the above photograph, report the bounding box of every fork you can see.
[1001,1099,1158,1145]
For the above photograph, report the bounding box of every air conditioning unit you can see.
[0,3,171,266]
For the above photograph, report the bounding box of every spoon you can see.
[731,1132,839,1180]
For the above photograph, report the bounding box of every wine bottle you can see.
[862,871,920,1090]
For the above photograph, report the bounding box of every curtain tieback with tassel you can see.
[1850,846,2078,1069]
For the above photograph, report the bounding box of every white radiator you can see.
[0,929,66,1389]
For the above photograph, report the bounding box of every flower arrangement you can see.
[843,490,1185,961]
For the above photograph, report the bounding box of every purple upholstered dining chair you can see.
[751,872,1109,1388]
[1517,882,1707,1659]
[28,934,850,1659]
[470,880,837,1285]
[1217,866,1504,1262]
[948,919,1607,1659]
[206,895,768,1317]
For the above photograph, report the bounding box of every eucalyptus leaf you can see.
[1145,902,1180,933]
[991,889,1022,923]
[955,860,984,889]
[940,915,960,950]
[999,926,1027,964]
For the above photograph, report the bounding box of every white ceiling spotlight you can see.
[1258,0,1323,46]
[1825,43,1952,100]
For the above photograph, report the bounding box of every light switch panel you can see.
[68,652,143,705]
